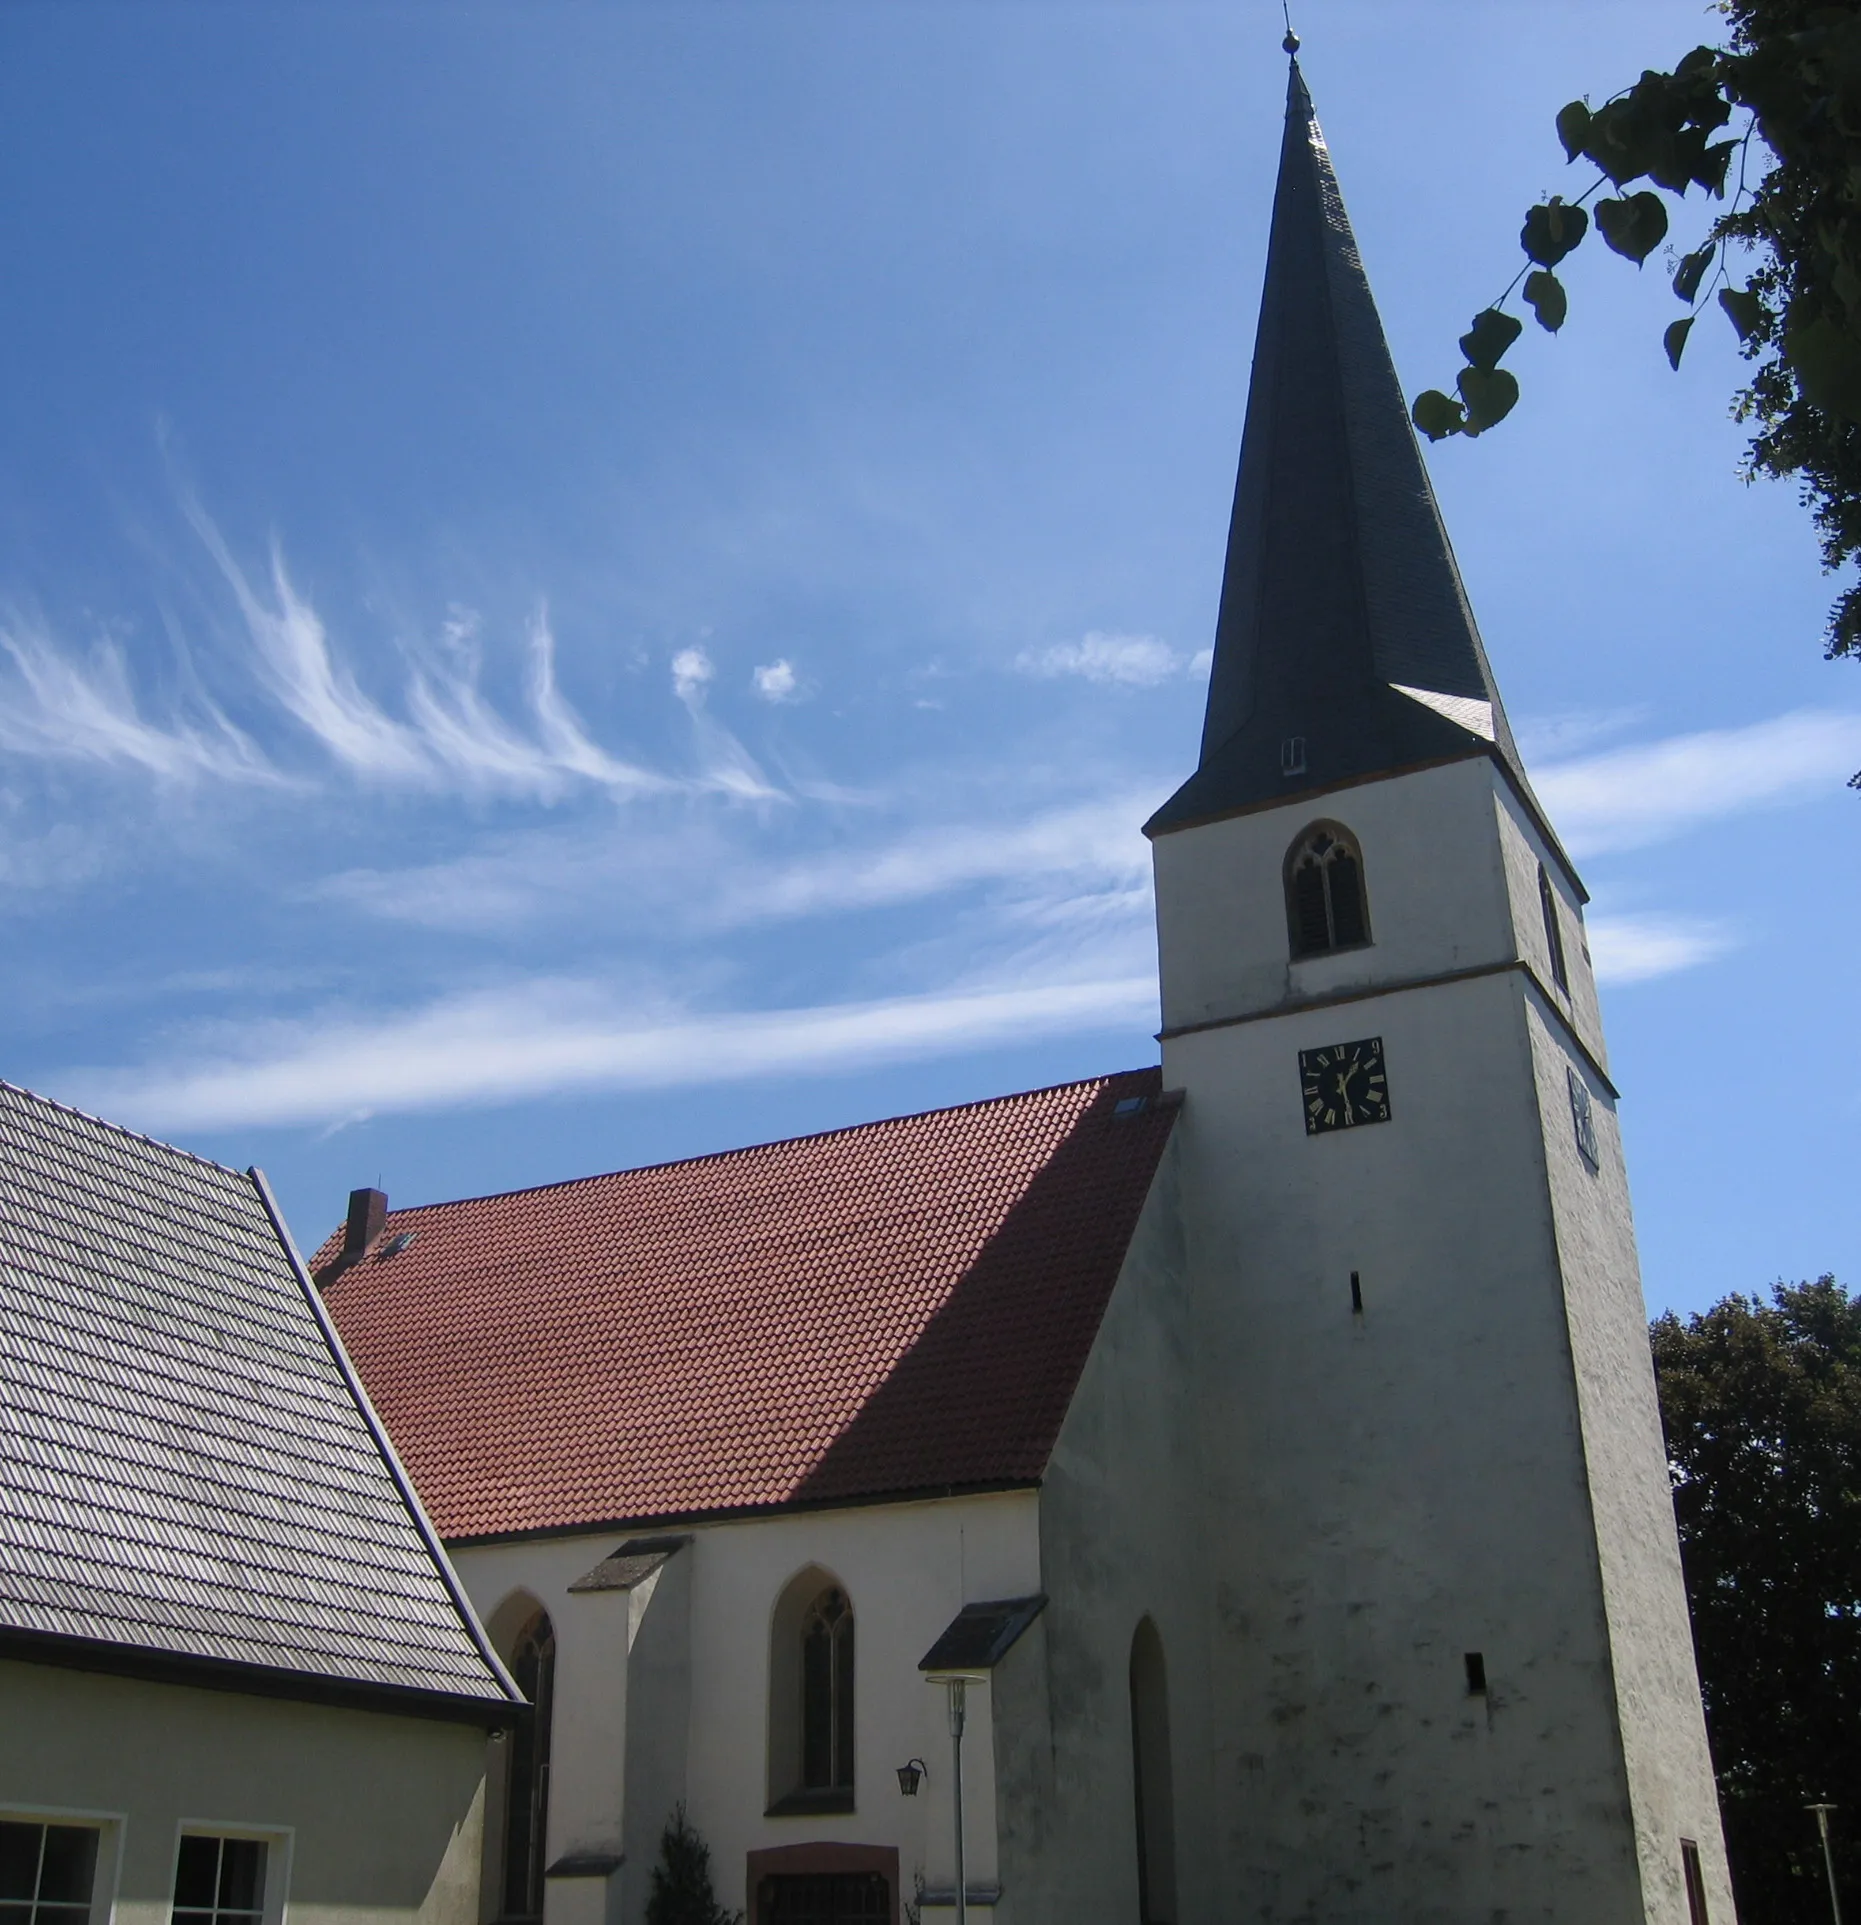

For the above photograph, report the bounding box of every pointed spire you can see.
[1146,55,1527,837]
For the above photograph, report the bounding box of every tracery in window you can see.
[1285,823,1370,958]
[1538,863,1570,994]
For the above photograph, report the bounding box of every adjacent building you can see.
[0,1081,525,1925]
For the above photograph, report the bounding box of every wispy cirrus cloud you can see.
[314,789,1159,935]
[1016,631,1210,688]
[0,620,277,785]
[1534,708,1861,854]
[66,969,1158,1132]
[1586,912,1736,984]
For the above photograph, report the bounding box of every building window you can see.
[171,1837,266,1925]
[1129,1619,1177,1925]
[802,1589,855,1794]
[0,1821,99,1925]
[502,1609,558,1922]
[768,1570,857,1813]
[1681,1840,1710,1925]
[1285,824,1370,958]
[1538,864,1569,993]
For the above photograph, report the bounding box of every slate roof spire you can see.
[1146,53,1528,836]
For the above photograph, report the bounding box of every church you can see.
[315,52,1734,1925]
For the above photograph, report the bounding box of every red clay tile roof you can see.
[317,1070,1176,1541]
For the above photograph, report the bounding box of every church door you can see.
[755,1871,890,1925]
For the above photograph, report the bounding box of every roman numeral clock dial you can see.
[1299,1037,1391,1135]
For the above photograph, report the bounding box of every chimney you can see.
[315,1186,388,1290]
[344,1186,388,1260]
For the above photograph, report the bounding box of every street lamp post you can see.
[947,1678,968,1925]
[1809,1804,1844,1925]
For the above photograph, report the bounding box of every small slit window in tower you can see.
[1285,823,1370,958]
[1681,1840,1709,1925]
[1464,1651,1487,1695]
[1280,735,1307,776]
[1538,864,1570,993]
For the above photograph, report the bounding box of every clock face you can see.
[1299,1036,1391,1135]
[1568,1066,1599,1168]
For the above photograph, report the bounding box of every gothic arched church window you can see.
[501,1608,557,1922]
[801,1587,856,1794]
[768,1568,857,1811]
[1285,823,1370,958]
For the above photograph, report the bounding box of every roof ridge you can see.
[0,1078,243,1182]
[375,1065,1162,1219]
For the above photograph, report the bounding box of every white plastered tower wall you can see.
[1150,749,1732,1921]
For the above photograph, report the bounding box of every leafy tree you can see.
[1652,1276,1861,1923]
[645,1806,741,1925]
[1412,3,1861,679]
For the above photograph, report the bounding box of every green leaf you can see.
[1595,191,1670,264]
[1521,198,1589,268]
[1458,307,1524,372]
[1693,139,1738,197]
[1784,314,1861,425]
[1456,365,1520,436]
[1719,287,1766,342]
[1555,100,1592,163]
[1673,244,1715,304]
[1524,270,1568,333]
[1674,44,1718,81]
[1411,389,1466,441]
[1664,316,1695,370]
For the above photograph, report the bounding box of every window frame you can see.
[1283,821,1373,962]
[0,1806,122,1925]
[166,1826,291,1925]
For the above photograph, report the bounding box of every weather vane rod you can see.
[1282,1,1299,55]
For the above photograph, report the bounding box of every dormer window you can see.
[1538,864,1570,994]
[1286,823,1370,958]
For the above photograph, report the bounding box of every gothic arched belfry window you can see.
[1285,823,1370,958]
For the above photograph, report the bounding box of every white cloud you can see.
[67,970,1159,1132]
[0,621,275,785]
[1534,709,1861,854]
[753,658,799,702]
[314,789,1161,935]
[671,646,714,701]
[525,610,673,797]
[1514,705,1647,765]
[1586,913,1736,984]
[1016,632,1191,688]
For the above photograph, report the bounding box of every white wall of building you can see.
[453,1489,1040,1925]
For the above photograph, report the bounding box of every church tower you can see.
[1148,53,1734,1922]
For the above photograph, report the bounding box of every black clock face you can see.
[1299,1036,1391,1135]
[1568,1066,1599,1168]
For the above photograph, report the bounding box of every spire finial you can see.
[1281,1,1299,54]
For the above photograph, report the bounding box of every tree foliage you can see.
[1652,1276,1861,1924]
[1413,3,1861,676]
[645,1806,741,1925]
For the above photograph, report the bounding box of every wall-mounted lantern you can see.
[896,1758,928,1797]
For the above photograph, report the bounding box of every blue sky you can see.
[0,1,1853,1315]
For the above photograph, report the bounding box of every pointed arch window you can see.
[1285,823,1370,958]
[769,1572,857,1813]
[1130,1619,1177,1925]
[501,1609,556,1922]
[1538,864,1569,994]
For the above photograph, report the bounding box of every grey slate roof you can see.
[0,1081,522,1722]
[918,1595,1047,1673]
[1147,60,1530,838]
